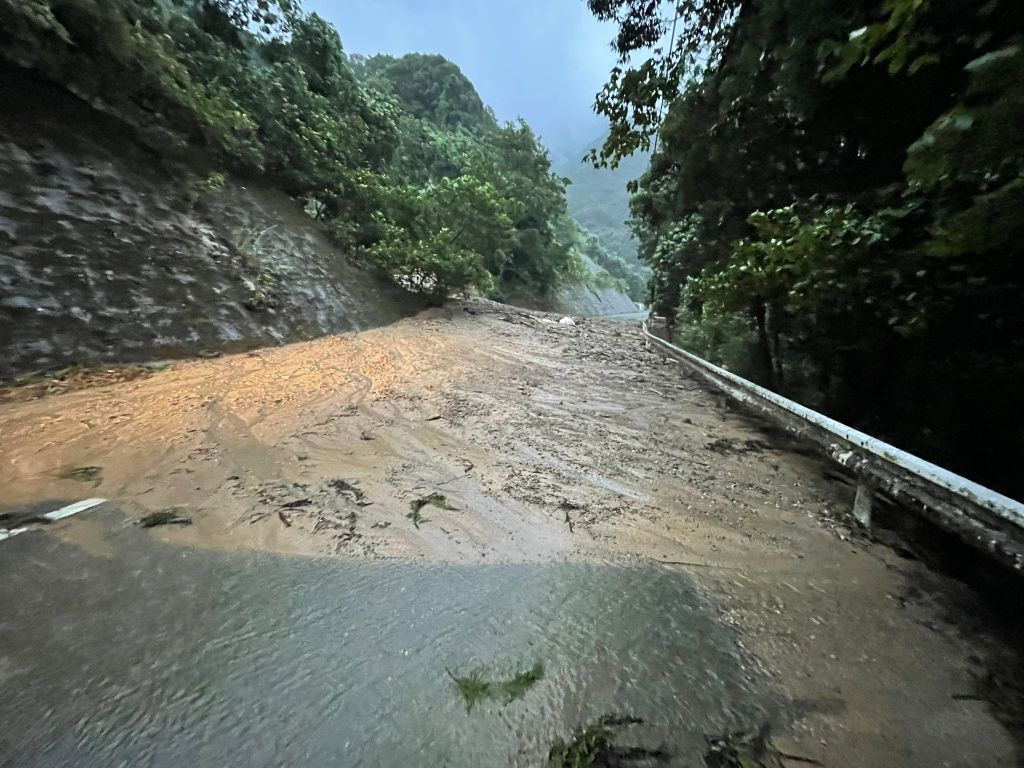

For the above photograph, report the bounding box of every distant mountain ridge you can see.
[556,138,651,301]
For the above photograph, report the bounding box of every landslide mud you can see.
[1,301,1020,767]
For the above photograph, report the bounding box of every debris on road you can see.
[447,661,544,712]
[410,492,458,515]
[547,715,661,768]
[137,510,192,528]
[56,465,102,486]
[329,479,364,503]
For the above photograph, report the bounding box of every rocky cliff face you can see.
[551,254,639,316]
[503,253,639,318]
[550,281,638,317]
[0,71,417,379]
[0,71,635,380]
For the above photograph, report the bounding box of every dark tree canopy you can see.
[589,0,1024,497]
[586,0,741,165]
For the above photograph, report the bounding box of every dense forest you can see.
[0,0,636,305]
[587,0,1024,498]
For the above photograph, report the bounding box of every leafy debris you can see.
[137,510,192,528]
[407,493,458,529]
[547,715,668,767]
[329,478,364,502]
[406,507,429,529]
[56,466,102,486]
[410,492,458,514]
[447,661,544,712]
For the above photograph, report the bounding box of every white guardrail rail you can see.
[641,322,1024,571]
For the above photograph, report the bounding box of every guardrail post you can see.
[853,481,874,528]
[640,320,1024,569]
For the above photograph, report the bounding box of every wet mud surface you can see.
[1,301,1021,766]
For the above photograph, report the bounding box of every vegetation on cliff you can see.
[557,138,651,303]
[0,0,619,303]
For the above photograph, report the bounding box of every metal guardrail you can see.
[641,322,1024,571]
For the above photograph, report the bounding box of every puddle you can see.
[0,511,781,766]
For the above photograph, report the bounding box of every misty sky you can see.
[305,0,621,157]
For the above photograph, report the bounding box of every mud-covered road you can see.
[1,301,1021,766]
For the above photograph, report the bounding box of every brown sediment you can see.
[0,299,1019,767]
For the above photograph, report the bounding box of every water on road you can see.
[0,507,778,767]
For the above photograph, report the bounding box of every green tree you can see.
[589,0,1024,495]
[356,53,494,132]
[369,176,516,302]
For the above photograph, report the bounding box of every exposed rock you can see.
[0,71,418,379]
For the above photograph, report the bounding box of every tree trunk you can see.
[766,300,785,385]
[752,299,775,386]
